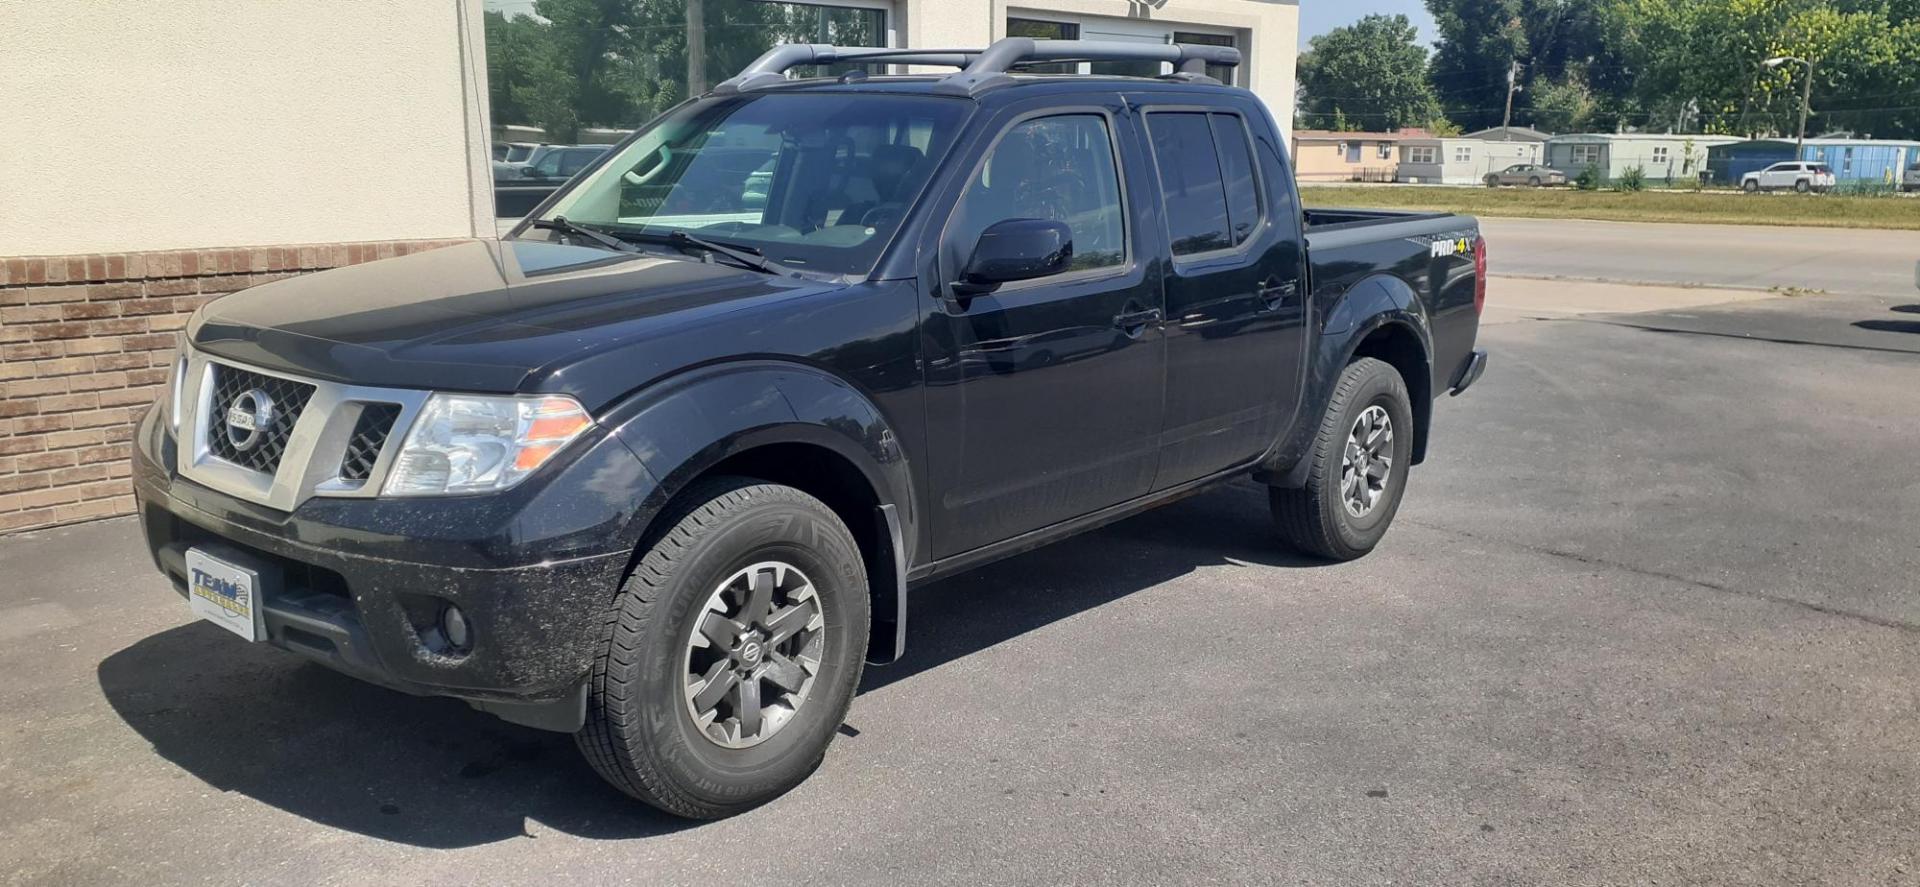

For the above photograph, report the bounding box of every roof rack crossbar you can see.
[713,45,986,93]
[711,37,1243,96]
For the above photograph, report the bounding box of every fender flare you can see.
[1263,275,1434,487]
[598,359,917,663]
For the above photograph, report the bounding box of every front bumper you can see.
[131,407,654,732]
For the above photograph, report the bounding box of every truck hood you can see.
[190,238,837,398]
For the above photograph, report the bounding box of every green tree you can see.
[1528,71,1596,133]
[1296,14,1444,131]
[1425,0,1636,132]
[1617,0,1918,137]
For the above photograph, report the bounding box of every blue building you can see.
[1707,138,1920,187]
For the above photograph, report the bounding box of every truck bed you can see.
[1301,205,1484,401]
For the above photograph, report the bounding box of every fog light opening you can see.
[440,604,472,653]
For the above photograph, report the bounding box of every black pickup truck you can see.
[132,39,1487,819]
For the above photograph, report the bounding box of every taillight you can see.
[1472,235,1488,314]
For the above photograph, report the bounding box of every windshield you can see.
[533,93,971,276]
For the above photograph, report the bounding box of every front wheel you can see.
[576,477,870,819]
[1527,176,1542,187]
[1743,179,1760,192]
[1269,357,1415,561]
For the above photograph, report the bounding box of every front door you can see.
[1133,101,1309,489]
[920,104,1165,558]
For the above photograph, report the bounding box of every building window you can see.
[1378,143,1393,159]
[1171,31,1238,85]
[1843,147,1855,175]
[1407,146,1437,164]
[1006,18,1080,74]
[1571,144,1602,165]
[1652,146,1669,162]
[484,0,890,220]
[1454,145,1472,163]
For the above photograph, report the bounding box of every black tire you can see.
[1527,176,1542,187]
[576,477,870,819]
[1743,179,1760,193]
[1269,357,1415,561]
[1794,179,1811,193]
[1484,175,1500,188]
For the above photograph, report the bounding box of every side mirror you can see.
[960,219,1073,290]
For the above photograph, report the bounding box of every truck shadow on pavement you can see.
[1853,305,1920,335]
[98,483,1318,848]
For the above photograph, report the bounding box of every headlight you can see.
[382,393,593,496]
[164,332,188,435]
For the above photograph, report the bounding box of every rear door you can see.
[1130,95,1308,489]
[918,97,1166,558]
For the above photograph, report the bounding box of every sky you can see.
[1297,0,1437,51]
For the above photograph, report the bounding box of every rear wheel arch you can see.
[1347,321,1432,465]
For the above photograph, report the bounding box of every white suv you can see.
[1741,162,1837,193]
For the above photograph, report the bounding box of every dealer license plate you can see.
[186,548,264,642]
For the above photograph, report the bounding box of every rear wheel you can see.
[1269,357,1415,561]
[1484,174,1500,188]
[1795,179,1811,193]
[576,477,869,819]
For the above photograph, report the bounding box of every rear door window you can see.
[1209,114,1262,246]
[1146,112,1231,255]
[1147,111,1264,255]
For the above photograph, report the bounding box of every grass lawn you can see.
[1299,185,1920,231]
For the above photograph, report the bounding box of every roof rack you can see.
[711,37,1242,97]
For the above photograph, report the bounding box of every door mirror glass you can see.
[963,219,1073,285]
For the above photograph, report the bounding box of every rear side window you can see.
[1209,115,1261,246]
[1146,112,1263,255]
[559,149,602,176]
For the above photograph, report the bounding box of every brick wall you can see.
[0,238,469,535]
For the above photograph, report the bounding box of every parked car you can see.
[1484,164,1566,187]
[493,145,611,218]
[1903,160,1919,193]
[132,38,1488,820]
[1741,161,1836,193]
[496,141,541,163]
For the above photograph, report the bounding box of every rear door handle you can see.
[1257,278,1297,310]
[1113,307,1163,336]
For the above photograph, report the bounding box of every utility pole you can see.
[1500,60,1521,139]
[1764,56,1813,159]
[686,0,707,96]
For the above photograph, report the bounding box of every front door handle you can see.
[1113,307,1163,337]
[1257,278,1298,310]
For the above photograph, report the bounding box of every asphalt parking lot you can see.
[4,221,1920,885]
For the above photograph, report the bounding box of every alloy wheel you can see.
[683,561,825,749]
[1340,404,1394,517]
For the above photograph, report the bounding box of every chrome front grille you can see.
[204,364,316,474]
[175,352,430,511]
[339,403,402,483]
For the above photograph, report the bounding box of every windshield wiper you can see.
[526,217,638,254]
[627,230,790,276]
